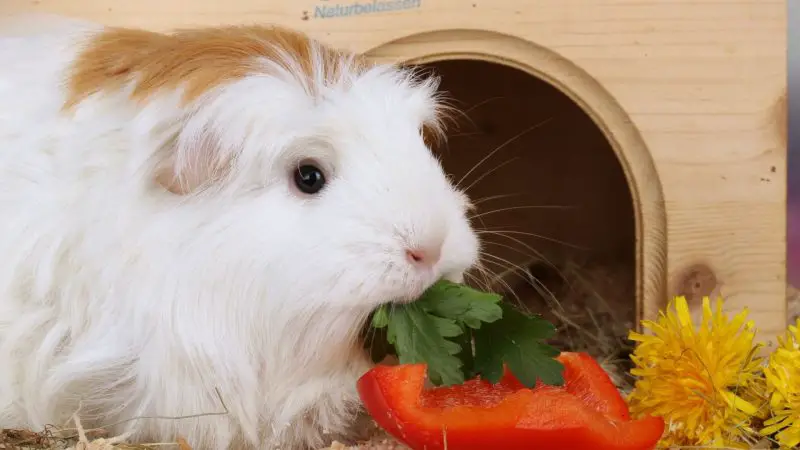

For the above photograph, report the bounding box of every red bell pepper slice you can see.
[357,352,664,450]
[556,351,632,420]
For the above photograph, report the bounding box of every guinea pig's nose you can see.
[405,246,441,267]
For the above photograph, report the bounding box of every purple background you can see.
[787,2,798,285]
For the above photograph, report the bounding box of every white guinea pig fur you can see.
[0,14,481,450]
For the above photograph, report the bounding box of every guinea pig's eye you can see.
[293,162,326,195]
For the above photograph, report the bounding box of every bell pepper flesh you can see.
[555,351,631,420]
[357,352,665,450]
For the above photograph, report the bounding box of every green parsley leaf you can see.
[452,325,477,379]
[366,280,564,389]
[370,305,390,329]
[384,304,466,386]
[415,280,503,329]
[473,302,565,387]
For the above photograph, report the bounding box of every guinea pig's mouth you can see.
[387,292,423,305]
[392,275,442,305]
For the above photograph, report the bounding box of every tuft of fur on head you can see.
[0,18,479,450]
[64,25,455,196]
[64,25,365,107]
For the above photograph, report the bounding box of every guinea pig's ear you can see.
[152,124,235,195]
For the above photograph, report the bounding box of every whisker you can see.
[448,131,485,138]
[478,229,585,250]
[491,276,519,304]
[479,252,546,314]
[460,156,521,195]
[526,272,565,313]
[476,258,522,305]
[436,98,480,140]
[470,262,497,293]
[464,271,490,292]
[468,201,497,243]
[478,240,567,314]
[480,252,513,292]
[492,260,563,315]
[463,96,505,114]
[463,271,479,288]
[481,252,540,284]
[470,204,574,220]
[470,193,525,206]
[455,118,554,189]
[478,235,560,274]
[445,97,507,138]
[480,239,564,278]
[481,253,526,283]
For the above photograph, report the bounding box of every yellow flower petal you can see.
[674,296,692,328]
[760,318,800,448]
[627,295,765,447]
[723,390,759,416]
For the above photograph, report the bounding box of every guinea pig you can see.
[0,14,480,450]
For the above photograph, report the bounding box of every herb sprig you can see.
[365,280,565,387]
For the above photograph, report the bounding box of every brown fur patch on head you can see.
[64,24,368,109]
[64,24,373,195]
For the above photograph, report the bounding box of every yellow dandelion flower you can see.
[626,296,766,448]
[761,318,800,448]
